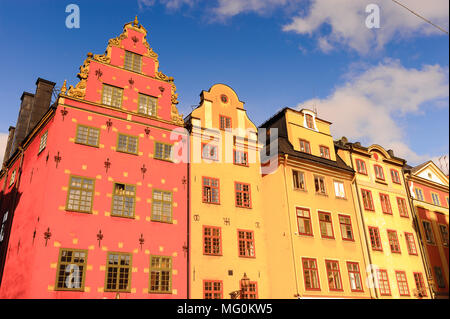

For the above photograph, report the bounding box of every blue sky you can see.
[0,0,448,168]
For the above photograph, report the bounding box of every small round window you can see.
[220,95,228,103]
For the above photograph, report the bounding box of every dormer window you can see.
[299,139,311,154]
[305,114,314,129]
[124,51,142,73]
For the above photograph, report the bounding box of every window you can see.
[368,226,382,251]
[235,182,251,208]
[105,252,131,292]
[361,189,374,211]
[138,94,157,116]
[438,225,449,247]
[234,150,248,166]
[75,125,100,147]
[396,271,410,296]
[202,177,220,204]
[397,197,409,218]
[202,143,218,161]
[9,170,16,187]
[325,260,343,291]
[55,249,87,291]
[299,139,311,154]
[374,165,385,180]
[431,193,441,206]
[154,142,173,161]
[333,181,345,198]
[405,232,418,255]
[296,208,313,236]
[355,159,367,175]
[413,273,427,297]
[124,50,142,72]
[111,183,136,218]
[203,280,222,299]
[390,169,401,184]
[238,230,255,258]
[318,212,334,239]
[377,269,391,296]
[117,134,138,155]
[380,193,392,214]
[302,258,320,290]
[319,146,330,159]
[38,131,48,154]
[414,188,424,201]
[339,215,354,241]
[387,230,401,253]
[219,115,232,131]
[434,267,446,289]
[149,255,172,293]
[151,190,172,223]
[347,262,363,292]
[314,175,327,195]
[0,212,8,243]
[66,176,94,213]
[292,170,306,191]
[241,281,258,299]
[422,221,435,244]
[305,114,314,129]
[102,84,123,108]
[203,226,222,256]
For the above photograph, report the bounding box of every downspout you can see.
[186,130,191,299]
[348,151,379,299]
[403,172,435,299]
[282,154,300,298]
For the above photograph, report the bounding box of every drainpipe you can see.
[402,172,435,299]
[282,154,300,298]
[348,151,379,299]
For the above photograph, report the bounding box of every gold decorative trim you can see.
[67,54,91,99]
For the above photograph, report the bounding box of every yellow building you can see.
[335,138,431,299]
[185,84,269,299]
[260,108,372,299]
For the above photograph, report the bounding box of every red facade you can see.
[0,18,187,298]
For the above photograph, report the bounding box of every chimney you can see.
[26,78,56,135]
[9,92,35,157]
[2,126,15,165]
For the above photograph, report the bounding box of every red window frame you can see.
[380,193,392,214]
[377,269,392,296]
[387,229,401,253]
[235,182,251,208]
[233,150,249,167]
[395,271,410,296]
[361,189,375,211]
[374,164,385,180]
[296,207,313,236]
[404,232,418,255]
[201,143,218,161]
[325,260,343,291]
[347,262,364,292]
[413,272,427,297]
[368,226,383,251]
[390,169,401,184]
[237,230,255,258]
[338,214,354,241]
[355,159,367,175]
[203,280,223,299]
[240,281,258,299]
[305,114,314,129]
[219,115,232,131]
[302,258,321,291]
[202,177,220,204]
[299,139,311,154]
[318,211,334,239]
[203,226,222,256]
[396,197,409,218]
[319,145,330,159]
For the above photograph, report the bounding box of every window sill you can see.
[335,196,347,200]
[154,157,174,163]
[293,188,307,192]
[75,142,99,148]
[202,201,221,205]
[116,150,138,156]
[315,192,328,197]
[150,219,173,224]
[375,179,388,185]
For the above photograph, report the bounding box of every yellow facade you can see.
[186,84,269,299]
[336,141,431,299]
[261,108,372,299]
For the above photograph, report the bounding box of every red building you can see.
[0,17,188,298]
[404,161,449,299]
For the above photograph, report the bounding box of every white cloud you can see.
[283,0,449,54]
[138,0,196,10]
[294,60,449,165]
[432,155,449,175]
[212,0,296,18]
[0,133,8,165]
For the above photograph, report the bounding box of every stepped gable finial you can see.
[133,15,139,27]
[61,80,67,95]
